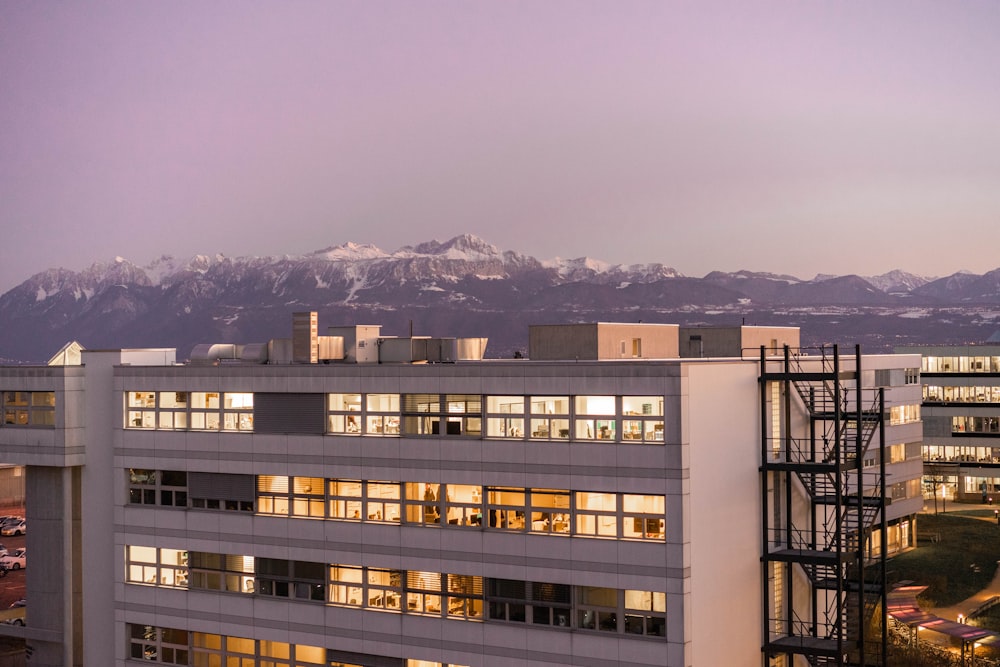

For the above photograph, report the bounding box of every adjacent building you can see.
[899,343,1000,505]
[0,317,924,667]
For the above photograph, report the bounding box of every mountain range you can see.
[2,234,999,363]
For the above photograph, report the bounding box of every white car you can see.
[0,549,25,570]
[1,598,26,626]
[1,521,25,537]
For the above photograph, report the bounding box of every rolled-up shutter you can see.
[253,392,325,434]
[188,472,254,503]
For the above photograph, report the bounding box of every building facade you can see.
[900,344,1000,505]
[0,318,923,666]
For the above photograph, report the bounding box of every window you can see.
[488,579,526,623]
[222,392,254,431]
[192,633,252,667]
[574,396,617,441]
[328,393,362,434]
[905,368,919,385]
[527,489,570,534]
[192,633,325,667]
[484,396,525,438]
[578,586,619,632]
[329,480,363,519]
[129,625,189,664]
[188,552,255,594]
[622,494,665,540]
[329,480,400,522]
[529,582,571,626]
[889,404,920,426]
[258,476,290,515]
[190,392,221,430]
[329,565,403,611]
[575,492,617,537]
[257,475,325,517]
[126,391,157,429]
[365,393,400,435]
[632,338,642,358]
[368,567,403,611]
[366,481,401,522]
[624,590,666,636]
[486,580,569,628]
[622,396,664,442]
[406,571,443,615]
[442,484,482,526]
[128,469,187,507]
[135,629,325,667]
[952,416,1000,434]
[404,483,442,525]
[486,487,526,530]
[329,565,364,607]
[126,391,252,431]
[402,394,481,436]
[125,546,188,588]
[291,476,325,518]
[529,396,570,440]
[257,559,325,602]
[157,391,189,429]
[447,574,484,619]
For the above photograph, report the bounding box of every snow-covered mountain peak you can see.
[312,242,389,262]
[544,256,612,276]
[406,234,501,260]
[543,256,682,282]
[863,269,931,293]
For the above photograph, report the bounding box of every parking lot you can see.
[0,515,26,614]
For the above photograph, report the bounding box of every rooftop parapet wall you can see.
[529,323,680,360]
[679,326,800,358]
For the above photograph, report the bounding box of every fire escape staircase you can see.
[761,345,888,667]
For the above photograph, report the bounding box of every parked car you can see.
[0,549,26,570]
[1,598,25,626]
[1,521,25,536]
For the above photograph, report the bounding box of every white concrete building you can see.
[0,317,923,667]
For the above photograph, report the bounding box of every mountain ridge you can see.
[1,235,997,363]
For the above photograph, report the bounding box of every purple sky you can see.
[2,2,1000,292]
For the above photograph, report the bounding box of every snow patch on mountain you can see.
[313,242,389,262]
[863,269,931,293]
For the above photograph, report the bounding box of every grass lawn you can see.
[890,513,1000,607]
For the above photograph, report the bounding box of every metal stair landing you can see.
[760,344,888,667]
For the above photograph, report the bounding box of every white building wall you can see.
[685,361,762,667]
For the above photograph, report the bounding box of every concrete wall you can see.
[679,326,800,359]
[529,323,680,360]
[529,323,600,360]
[684,361,762,666]
[25,465,80,666]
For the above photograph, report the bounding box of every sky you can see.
[2,2,1000,293]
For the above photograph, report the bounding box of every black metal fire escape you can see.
[760,345,888,667]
